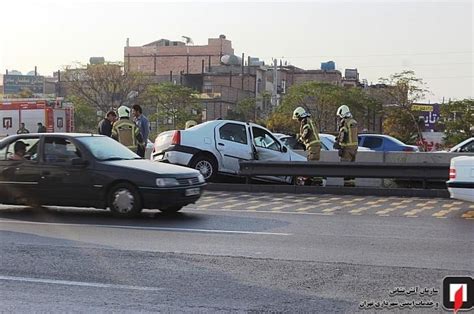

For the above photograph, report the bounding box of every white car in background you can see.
[447,156,474,202]
[151,120,306,182]
[145,139,154,159]
[448,137,474,153]
[275,133,373,152]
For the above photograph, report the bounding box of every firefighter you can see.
[111,106,144,154]
[292,106,323,186]
[334,105,358,187]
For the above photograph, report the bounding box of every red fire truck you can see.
[0,99,74,136]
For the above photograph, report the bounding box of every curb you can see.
[205,183,450,198]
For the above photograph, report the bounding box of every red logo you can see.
[443,277,473,313]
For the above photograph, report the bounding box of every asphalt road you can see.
[1,191,473,313]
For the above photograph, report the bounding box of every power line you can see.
[422,75,474,80]
[259,51,473,59]
[350,62,473,68]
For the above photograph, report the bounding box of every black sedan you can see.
[0,133,206,217]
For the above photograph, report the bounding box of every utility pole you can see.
[271,58,278,109]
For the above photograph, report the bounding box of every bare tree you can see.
[63,63,150,112]
[378,70,430,146]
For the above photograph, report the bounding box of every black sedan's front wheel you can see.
[108,183,143,217]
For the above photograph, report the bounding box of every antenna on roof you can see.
[182,36,194,45]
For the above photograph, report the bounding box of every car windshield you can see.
[320,134,336,150]
[77,136,140,161]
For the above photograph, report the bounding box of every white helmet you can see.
[185,120,197,129]
[293,107,310,120]
[336,105,352,118]
[117,106,130,118]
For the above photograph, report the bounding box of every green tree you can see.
[143,82,200,130]
[70,96,98,133]
[266,111,299,134]
[382,108,420,144]
[278,82,341,132]
[439,99,474,146]
[268,81,380,134]
[227,98,257,122]
[378,70,429,146]
[16,88,34,98]
[340,87,383,132]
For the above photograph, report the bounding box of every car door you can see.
[39,136,96,206]
[251,126,290,161]
[0,136,42,205]
[214,122,253,173]
[250,126,292,183]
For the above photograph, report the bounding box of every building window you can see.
[3,117,12,129]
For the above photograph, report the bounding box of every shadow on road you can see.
[0,204,290,233]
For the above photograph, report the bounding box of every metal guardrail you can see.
[239,161,450,189]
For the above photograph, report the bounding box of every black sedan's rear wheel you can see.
[108,183,143,217]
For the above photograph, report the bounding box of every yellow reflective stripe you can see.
[340,142,357,147]
[308,140,320,145]
[340,120,357,146]
[309,120,320,141]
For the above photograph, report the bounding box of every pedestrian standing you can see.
[131,104,149,158]
[334,105,358,187]
[17,123,30,134]
[98,110,117,137]
[37,122,47,133]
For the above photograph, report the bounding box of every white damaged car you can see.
[151,120,307,182]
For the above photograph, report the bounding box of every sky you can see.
[0,0,472,103]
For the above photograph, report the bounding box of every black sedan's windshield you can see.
[77,136,140,161]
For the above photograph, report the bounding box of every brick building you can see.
[123,35,370,124]
[124,35,233,76]
[278,66,343,88]
[182,65,261,121]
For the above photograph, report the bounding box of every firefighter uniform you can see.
[293,107,323,186]
[337,117,358,186]
[300,117,321,161]
[111,119,143,153]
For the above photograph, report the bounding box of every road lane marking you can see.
[462,211,474,219]
[271,201,304,211]
[323,206,342,213]
[376,207,399,215]
[404,206,433,216]
[0,219,291,236]
[432,207,461,218]
[185,207,469,219]
[0,275,163,291]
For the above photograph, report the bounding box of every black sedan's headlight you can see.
[197,173,205,183]
[156,178,180,187]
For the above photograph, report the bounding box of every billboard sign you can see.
[3,74,45,94]
[413,103,441,132]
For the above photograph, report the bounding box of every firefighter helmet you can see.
[117,106,130,118]
[336,105,352,118]
[292,107,310,120]
[185,120,197,129]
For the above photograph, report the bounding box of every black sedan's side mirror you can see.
[71,158,89,167]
